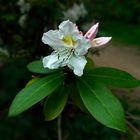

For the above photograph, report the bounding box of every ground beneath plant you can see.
[92,42,140,104]
[92,43,140,78]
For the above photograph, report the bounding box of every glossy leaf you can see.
[9,73,65,116]
[27,60,60,74]
[44,87,68,121]
[77,78,126,132]
[85,67,140,88]
[84,57,94,71]
[70,84,88,113]
[26,76,39,87]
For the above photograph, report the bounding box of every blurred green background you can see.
[1,0,140,139]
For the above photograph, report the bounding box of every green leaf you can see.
[70,84,88,113]
[44,87,68,121]
[85,67,140,88]
[9,73,65,116]
[77,78,126,132]
[27,60,60,74]
[84,57,94,71]
[26,76,39,87]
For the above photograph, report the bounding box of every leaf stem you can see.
[127,120,140,138]
[58,115,62,140]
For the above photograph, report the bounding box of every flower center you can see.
[62,35,76,47]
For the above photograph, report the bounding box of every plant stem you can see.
[58,115,62,140]
[127,120,140,138]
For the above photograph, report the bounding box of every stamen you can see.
[62,35,76,47]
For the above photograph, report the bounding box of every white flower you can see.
[42,20,112,76]
[42,20,90,76]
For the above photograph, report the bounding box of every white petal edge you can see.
[42,30,64,49]
[67,55,87,76]
[91,37,112,47]
[58,20,79,36]
[42,53,60,69]
[75,36,90,56]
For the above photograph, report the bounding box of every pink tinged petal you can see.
[84,22,99,40]
[91,37,112,48]
[74,24,83,35]
[79,31,83,35]
[74,24,78,29]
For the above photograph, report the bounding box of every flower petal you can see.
[84,23,99,40]
[91,37,112,47]
[67,55,87,76]
[59,20,79,36]
[42,30,64,49]
[75,36,90,55]
[42,53,60,69]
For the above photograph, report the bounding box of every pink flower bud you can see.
[91,37,112,47]
[84,23,99,40]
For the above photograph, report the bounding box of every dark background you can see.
[0,0,140,139]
